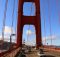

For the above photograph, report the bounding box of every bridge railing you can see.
[43,45,60,52]
[0,46,21,57]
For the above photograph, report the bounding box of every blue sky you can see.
[0,0,60,46]
[40,0,60,45]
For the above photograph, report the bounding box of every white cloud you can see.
[4,26,15,34]
[42,35,58,41]
[25,41,36,46]
[0,26,16,43]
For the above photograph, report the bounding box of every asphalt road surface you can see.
[16,48,60,57]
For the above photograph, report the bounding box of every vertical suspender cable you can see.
[56,0,60,44]
[56,0,60,31]
[42,2,46,45]
[27,2,33,43]
[0,0,1,9]
[47,0,52,45]
[44,15,46,45]
[56,0,60,24]
[27,25,30,42]
[2,0,8,41]
[10,0,15,44]
[44,11,47,45]
[0,0,1,21]
[15,0,18,43]
[11,0,15,34]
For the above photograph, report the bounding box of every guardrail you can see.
[43,46,60,52]
[0,47,21,57]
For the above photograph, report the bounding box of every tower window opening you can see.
[23,2,36,16]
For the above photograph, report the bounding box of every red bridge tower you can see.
[17,0,42,48]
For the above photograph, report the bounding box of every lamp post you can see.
[10,34,16,49]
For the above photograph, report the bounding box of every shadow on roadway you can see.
[40,55,55,57]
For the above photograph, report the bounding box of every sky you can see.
[0,0,60,46]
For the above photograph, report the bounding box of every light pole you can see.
[10,34,16,49]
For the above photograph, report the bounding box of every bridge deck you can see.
[26,48,60,57]
[44,49,60,57]
[16,48,60,57]
[26,49,38,57]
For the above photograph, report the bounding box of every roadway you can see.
[26,48,60,57]
[15,48,60,57]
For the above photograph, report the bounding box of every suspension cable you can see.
[27,25,30,42]
[42,2,46,45]
[2,0,8,41]
[15,0,19,43]
[27,2,33,42]
[47,0,52,45]
[11,0,15,34]
[0,0,1,20]
[55,0,60,43]
[10,0,15,44]
[44,15,46,45]
[0,0,1,9]
[56,0,60,24]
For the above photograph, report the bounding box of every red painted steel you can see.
[17,0,42,48]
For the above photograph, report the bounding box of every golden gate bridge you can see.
[0,0,60,57]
